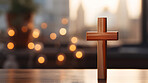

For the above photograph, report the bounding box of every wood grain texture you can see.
[86,18,118,80]
[97,41,107,79]
[86,32,118,40]
[97,18,107,80]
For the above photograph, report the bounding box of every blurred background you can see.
[0,0,147,69]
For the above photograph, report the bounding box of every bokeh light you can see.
[61,18,68,25]
[41,22,48,29]
[71,37,78,44]
[75,51,83,59]
[69,44,76,52]
[59,28,67,35]
[8,29,15,37]
[50,33,57,40]
[28,42,34,49]
[38,56,45,64]
[21,26,28,32]
[57,54,65,62]
[7,42,14,50]
[32,29,40,38]
[35,43,42,51]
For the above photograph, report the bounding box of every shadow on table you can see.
[98,80,107,83]
[98,80,106,83]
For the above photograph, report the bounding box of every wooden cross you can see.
[86,17,118,79]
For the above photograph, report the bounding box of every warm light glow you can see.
[38,56,45,64]
[57,54,65,62]
[28,42,34,49]
[61,18,68,25]
[35,44,42,51]
[7,42,14,50]
[100,0,119,14]
[69,0,81,20]
[76,51,83,59]
[8,29,15,37]
[41,22,48,29]
[70,0,119,26]
[71,37,78,44]
[32,29,40,38]
[59,28,67,36]
[21,26,28,32]
[50,33,57,40]
[69,44,76,52]
[126,0,141,19]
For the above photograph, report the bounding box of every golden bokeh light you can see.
[38,56,45,64]
[71,37,78,44]
[57,54,65,62]
[69,44,76,52]
[61,18,68,25]
[21,26,28,32]
[50,33,57,40]
[32,29,40,38]
[76,51,83,59]
[8,29,15,37]
[59,28,67,35]
[35,44,42,51]
[7,42,14,50]
[41,22,48,29]
[28,42,34,49]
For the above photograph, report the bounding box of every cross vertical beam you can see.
[97,18,107,79]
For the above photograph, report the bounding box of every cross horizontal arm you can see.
[86,31,118,41]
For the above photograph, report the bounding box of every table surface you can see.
[0,69,147,83]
